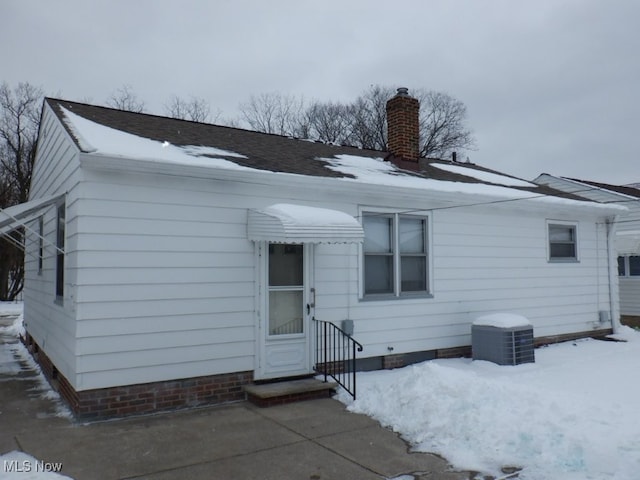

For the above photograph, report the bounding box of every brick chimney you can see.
[386,87,420,163]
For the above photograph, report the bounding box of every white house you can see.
[0,89,625,418]
[534,174,640,325]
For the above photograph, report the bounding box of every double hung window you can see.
[548,223,577,261]
[363,213,429,297]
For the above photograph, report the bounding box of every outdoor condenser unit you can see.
[472,323,535,366]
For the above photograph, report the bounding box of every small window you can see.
[56,202,65,299]
[549,224,577,261]
[38,216,44,274]
[363,213,429,297]
[630,256,640,276]
[618,256,626,276]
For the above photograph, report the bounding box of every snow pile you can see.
[339,328,640,480]
[473,313,531,328]
[0,307,26,339]
[0,302,23,316]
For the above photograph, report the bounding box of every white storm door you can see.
[259,243,312,379]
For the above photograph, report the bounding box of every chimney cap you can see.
[396,87,410,97]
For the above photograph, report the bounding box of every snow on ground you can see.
[0,304,73,479]
[0,302,23,316]
[0,303,72,421]
[338,327,640,480]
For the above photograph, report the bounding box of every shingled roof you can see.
[45,98,586,201]
[565,178,640,199]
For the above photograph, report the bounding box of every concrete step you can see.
[244,378,337,407]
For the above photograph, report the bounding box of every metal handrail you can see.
[312,317,363,400]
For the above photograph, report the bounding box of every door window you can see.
[268,244,304,335]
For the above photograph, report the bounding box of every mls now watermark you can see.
[4,459,64,473]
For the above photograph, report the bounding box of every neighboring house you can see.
[0,89,625,418]
[534,174,640,325]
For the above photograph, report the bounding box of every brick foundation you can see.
[23,332,253,420]
[534,328,612,347]
[382,353,406,369]
[372,329,612,371]
[436,345,473,359]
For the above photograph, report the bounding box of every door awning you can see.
[0,194,64,237]
[616,230,640,255]
[247,203,364,244]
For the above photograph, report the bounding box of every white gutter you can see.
[606,216,621,333]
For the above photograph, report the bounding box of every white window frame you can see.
[618,255,640,277]
[360,209,432,299]
[547,220,579,262]
[38,216,44,275]
[55,201,65,302]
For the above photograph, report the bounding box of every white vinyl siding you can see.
[535,174,640,318]
[23,120,621,393]
[618,255,640,316]
[348,208,613,358]
[68,170,363,390]
[23,104,82,384]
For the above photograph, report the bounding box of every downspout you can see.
[606,215,620,333]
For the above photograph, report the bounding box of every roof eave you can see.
[78,152,624,216]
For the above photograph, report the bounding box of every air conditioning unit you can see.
[472,314,535,365]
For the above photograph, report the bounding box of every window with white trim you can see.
[55,202,65,299]
[38,216,44,274]
[548,223,577,261]
[618,255,640,277]
[363,213,429,297]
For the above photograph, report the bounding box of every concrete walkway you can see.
[0,314,482,480]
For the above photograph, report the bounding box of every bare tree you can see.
[0,81,44,300]
[237,85,475,158]
[238,92,306,137]
[418,90,475,158]
[164,95,220,123]
[304,101,352,145]
[106,84,146,113]
[0,82,43,205]
[347,85,390,150]
[346,85,475,157]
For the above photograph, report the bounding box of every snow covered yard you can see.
[338,328,640,480]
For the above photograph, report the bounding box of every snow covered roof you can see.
[617,230,640,255]
[45,98,612,206]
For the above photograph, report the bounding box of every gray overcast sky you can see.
[2,0,638,184]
